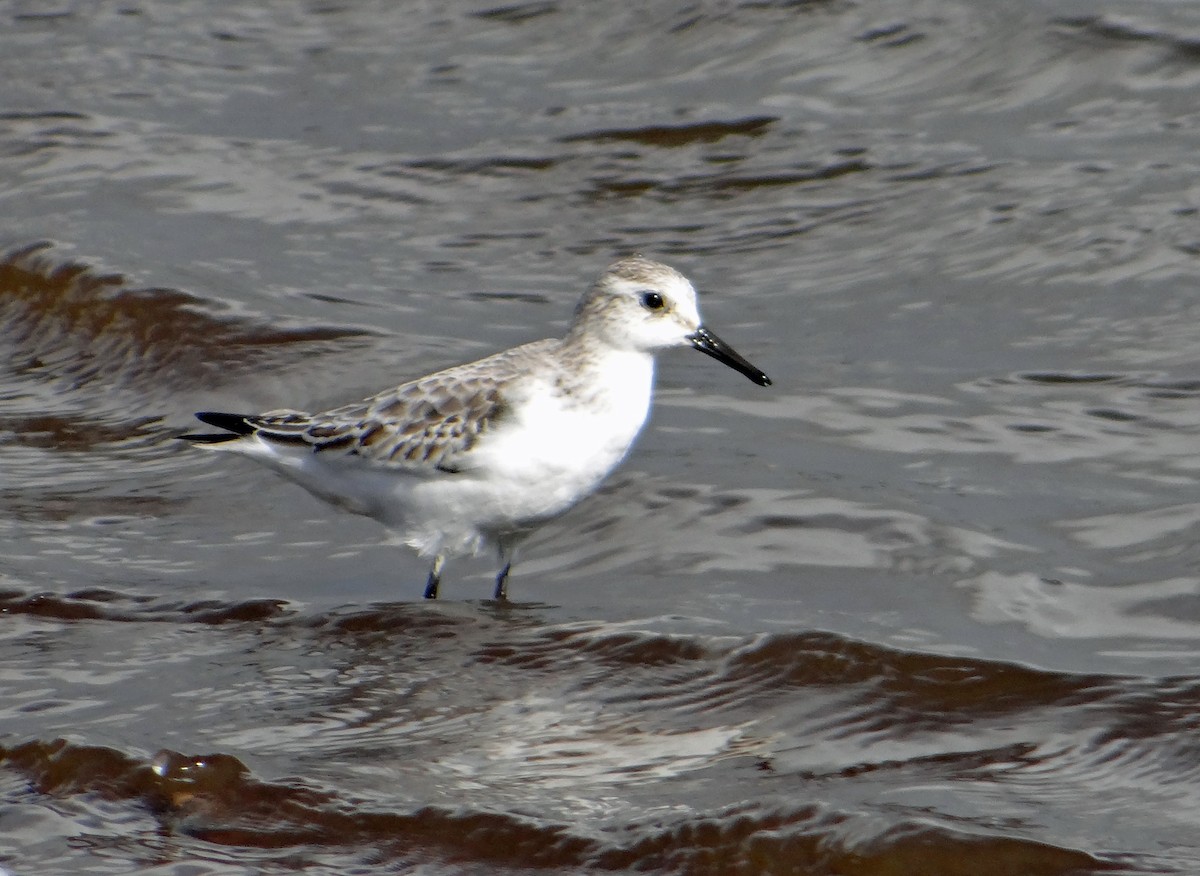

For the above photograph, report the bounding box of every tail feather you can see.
[178,411,257,444]
[179,432,241,444]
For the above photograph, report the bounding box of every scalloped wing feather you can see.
[245,339,557,473]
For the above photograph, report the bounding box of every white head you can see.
[569,256,771,386]
[572,256,701,352]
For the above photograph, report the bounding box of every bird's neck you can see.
[555,336,656,409]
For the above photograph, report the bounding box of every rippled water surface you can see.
[4,1,1200,873]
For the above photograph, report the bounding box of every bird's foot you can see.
[493,562,511,601]
[423,555,445,599]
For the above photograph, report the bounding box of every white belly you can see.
[401,351,655,551]
[212,350,656,559]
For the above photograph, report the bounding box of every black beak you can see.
[689,326,771,387]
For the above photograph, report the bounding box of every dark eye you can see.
[639,290,665,311]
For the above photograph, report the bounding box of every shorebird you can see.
[183,256,770,600]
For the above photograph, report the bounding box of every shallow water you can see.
[4,1,1200,873]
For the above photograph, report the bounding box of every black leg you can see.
[493,561,511,601]
[423,555,444,599]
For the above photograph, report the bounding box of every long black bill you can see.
[689,326,771,387]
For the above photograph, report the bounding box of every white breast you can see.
[459,348,656,523]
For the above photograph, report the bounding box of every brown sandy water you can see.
[4,1,1200,873]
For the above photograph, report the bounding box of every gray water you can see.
[3,1,1200,873]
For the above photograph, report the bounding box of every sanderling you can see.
[182,256,770,600]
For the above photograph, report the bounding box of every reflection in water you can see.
[0,243,368,402]
[0,593,1164,873]
[966,571,1200,643]
[531,474,1024,580]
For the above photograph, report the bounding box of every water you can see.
[3,0,1200,872]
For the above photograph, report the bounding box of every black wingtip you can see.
[194,411,256,435]
[178,411,257,444]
